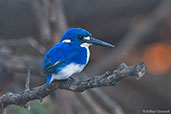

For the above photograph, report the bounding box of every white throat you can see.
[80,43,92,48]
[80,43,91,64]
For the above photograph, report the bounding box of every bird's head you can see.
[60,28,115,48]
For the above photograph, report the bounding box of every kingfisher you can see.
[42,28,114,87]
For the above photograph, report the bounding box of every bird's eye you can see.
[77,35,83,40]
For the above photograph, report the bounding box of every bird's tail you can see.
[46,74,53,87]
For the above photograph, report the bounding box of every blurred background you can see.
[0,0,170,114]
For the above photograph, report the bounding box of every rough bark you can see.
[0,62,146,112]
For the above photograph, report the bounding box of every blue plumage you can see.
[42,28,114,87]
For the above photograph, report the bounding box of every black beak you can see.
[86,38,115,48]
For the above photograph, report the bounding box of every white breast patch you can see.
[52,63,85,80]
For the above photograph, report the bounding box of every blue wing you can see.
[43,61,63,74]
[42,42,69,75]
[42,42,88,75]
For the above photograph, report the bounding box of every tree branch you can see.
[0,62,146,112]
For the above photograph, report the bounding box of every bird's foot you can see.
[69,77,75,81]
[66,77,75,85]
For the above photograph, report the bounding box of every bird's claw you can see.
[66,77,75,85]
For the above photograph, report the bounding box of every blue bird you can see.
[42,28,114,87]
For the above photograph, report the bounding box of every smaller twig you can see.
[29,0,52,42]
[0,55,42,75]
[0,38,29,47]
[3,107,6,114]
[81,91,109,114]
[25,68,31,114]
[0,95,5,113]
[49,0,68,42]
[79,72,124,114]
[0,37,46,55]
[91,88,124,114]
[25,68,31,90]
[27,38,46,55]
